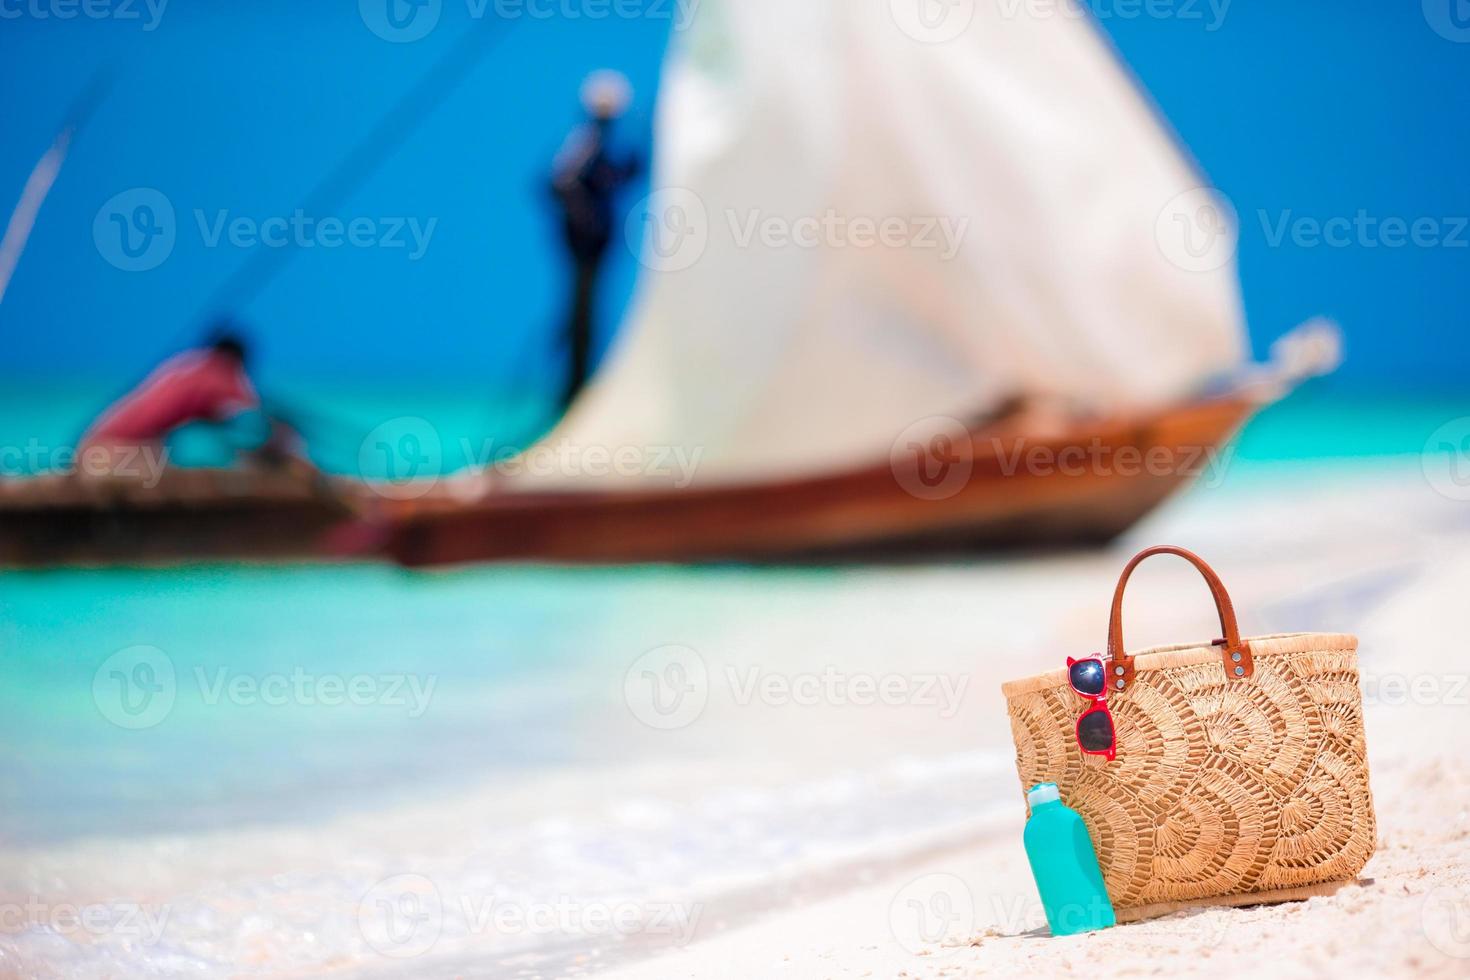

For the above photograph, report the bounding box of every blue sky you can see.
[1,2,1466,401]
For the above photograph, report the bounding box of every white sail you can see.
[529,0,1246,487]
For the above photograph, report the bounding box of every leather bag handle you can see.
[1106,545,1253,692]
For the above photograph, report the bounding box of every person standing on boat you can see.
[80,327,265,475]
[549,70,641,410]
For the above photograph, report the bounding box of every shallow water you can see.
[0,562,1010,847]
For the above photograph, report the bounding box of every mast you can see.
[0,70,111,309]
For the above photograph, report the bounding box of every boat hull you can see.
[0,469,352,566]
[384,395,1256,566]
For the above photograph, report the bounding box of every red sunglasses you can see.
[1066,655,1116,762]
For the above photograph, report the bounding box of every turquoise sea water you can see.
[0,562,647,844]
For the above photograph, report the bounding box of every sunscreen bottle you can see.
[1022,782,1116,936]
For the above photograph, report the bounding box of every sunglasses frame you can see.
[1066,655,1117,762]
[1066,655,1108,699]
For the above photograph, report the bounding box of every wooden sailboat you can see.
[0,394,1228,567]
[0,363,1317,568]
[0,5,1336,568]
[368,3,1337,568]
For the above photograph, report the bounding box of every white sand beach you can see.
[2,457,1468,978]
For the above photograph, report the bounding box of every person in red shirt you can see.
[81,333,260,472]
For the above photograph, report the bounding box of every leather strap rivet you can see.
[1231,652,1242,662]
[1234,666,1245,676]
[1115,666,1125,676]
[1115,679,1125,690]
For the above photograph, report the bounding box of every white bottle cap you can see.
[1027,782,1060,806]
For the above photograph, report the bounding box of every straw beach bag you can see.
[1001,546,1375,921]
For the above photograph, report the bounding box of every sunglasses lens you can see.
[1069,659,1105,697]
[1078,709,1115,753]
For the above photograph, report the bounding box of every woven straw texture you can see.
[1002,632,1375,912]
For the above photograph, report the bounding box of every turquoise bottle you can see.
[1022,782,1116,936]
